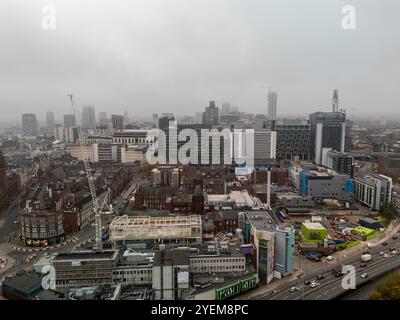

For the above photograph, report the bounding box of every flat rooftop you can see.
[302,222,326,230]
[53,251,117,262]
[2,272,42,295]
[246,211,276,232]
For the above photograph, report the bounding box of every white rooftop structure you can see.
[109,215,202,245]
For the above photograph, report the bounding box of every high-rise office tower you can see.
[82,106,96,129]
[203,101,219,126]
[158,113,176,164]
[0,149,6,191]
[309,111,346,165]
[274,119,312,161]
[63,114,76,128]
[46,111,55,134]
[332,89,339,112]
[124,110,129,125]
[254,129,277,161]
[54,124,64,142]
[111,115,124,131]
[268,91,277,121]
[221,102,231,115]
[22,113,38,137]
[152,113,159,128]
[98,112,107,124]
[158,113,175,130]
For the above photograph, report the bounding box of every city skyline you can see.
[1,0,400,306]
[1,0,399,125]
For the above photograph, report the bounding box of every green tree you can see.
[370,272,400,300]
[382,202,398,222]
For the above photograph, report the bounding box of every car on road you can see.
[317,274,325,280]
[360,263,367,268]
[392,250,398,255]
[379,251,385,256]
[289,287,299,293]
[384,253,390,258]
[272,289,279,295]
[361,273,368,278]
[362,250,370,255]
[326,256,334,261]
[313,257,321,262]
[304,280,311,286]
[310,282,320,288]
[382,242,388,246]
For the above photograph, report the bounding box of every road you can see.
[267,234,400,300]
[0,169,150,277]
[0,197,21,243]
[305,251,400,300]
[236,221,400,300]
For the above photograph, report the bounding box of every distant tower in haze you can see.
[98,112,107,124]
[124,110,129,125]
[268,90,277,121]
[203,101,219,125]
[82,106,96,130]
[46,111,55,134]
[22,113,38,137]
[153,113,159,128]
[332,89,339,112]
[0,149,6,191]
[221,102,231,115]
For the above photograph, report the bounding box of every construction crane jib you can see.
[67,94,109,249]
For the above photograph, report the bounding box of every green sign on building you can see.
[215,275,257,300]
[215,281,241,300]
[240,276,257,292]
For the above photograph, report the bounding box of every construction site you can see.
[109,215,203,246]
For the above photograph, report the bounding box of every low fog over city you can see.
[0,0,399,127]
[1,0,400,308]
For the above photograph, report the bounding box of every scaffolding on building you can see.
[109,215,202,243]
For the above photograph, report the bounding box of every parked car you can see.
[393,235,398,240]
[313,257,321,262]
[310,282,319,288]
[289,287,299,293]
[361,273,368,278]
[304,280,311,286]
[317,274,325,280]
[382,242,388,246]
[326,256,334,261]
[360,263,367,268]
[384,253,390,258]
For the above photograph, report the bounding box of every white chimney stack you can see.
[267,168,271,210]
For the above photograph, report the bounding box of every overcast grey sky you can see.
[0,0,399,125]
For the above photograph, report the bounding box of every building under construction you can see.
[109,215,202,246]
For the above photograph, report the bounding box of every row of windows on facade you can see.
[190,258,244,264]
[113,138,149,144]
[191,265,245,271]
[22,216,62,224]
[21,225,61,232]
[113,269,151,275]
[22,231,60,238]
